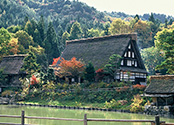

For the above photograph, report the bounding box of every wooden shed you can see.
[144,75,174,106]
[0,54,27,91]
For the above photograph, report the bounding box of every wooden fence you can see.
[0,111,170,125]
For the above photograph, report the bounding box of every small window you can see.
[132,52,134,58]
[128,51,131,57]
[124,52,127,57]
[121,60,123,65]
[127,60,132,66]
[132,60,134,65]
[135,61,137,67]
[128,44,131,49]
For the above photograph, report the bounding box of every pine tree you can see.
[149,13,155,23]
[37,15,45,43]
[46,22,60,64]
[84,62,95,82]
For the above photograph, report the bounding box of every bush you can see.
[130,94,144,112]
[1,90,13,97]
[104,99,121,109]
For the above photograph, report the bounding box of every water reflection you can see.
[0,105,174,125]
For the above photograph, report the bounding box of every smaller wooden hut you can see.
[0,54,27,92]
[144,75,174,106]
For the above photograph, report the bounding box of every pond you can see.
[0,105,174,125]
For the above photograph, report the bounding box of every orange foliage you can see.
[116,86,129,92]
[52,57,60,65]
[55,57,85,77]
[132,84,146,90]
[8,38,20,54]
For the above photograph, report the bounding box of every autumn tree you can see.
[55,57,85,80]
[155,25,174,74]
[133,20,152,48]
[109,18,131,34]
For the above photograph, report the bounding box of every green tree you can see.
[84,62,95,82]
[61,31,70,52]
[0,68,8,86]
[149,13,155,23]
[104,54,122,79]
[87,28,100,37]
[155,26,174,74]
[24,20,34,37]
[33,29,42,45]
[37,15,45,43]
[0,27,12,58]
[45,22,60,64]
[21,51,40,77]
[14,30,34,49]
[141,47,166,75]
[7,25,22,33]
[69,21,82,40]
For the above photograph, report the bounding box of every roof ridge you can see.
[3,54,28,58]
[66,33,137,44]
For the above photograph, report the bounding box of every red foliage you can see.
[95,69,104,81]
[30,75,39,85]
[55,57,85,77]
[52,57,60,65]
[116,86,129,92]
[132,84,146,90]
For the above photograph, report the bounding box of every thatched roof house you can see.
[0,54,27,88]
[144,75,174,106]
[60,33,147,84]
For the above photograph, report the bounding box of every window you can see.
[127,60,132,66]
[115,72,120,79]
[124,52,127,57]
[136,73,140,77]
[135,61,137,67]
[132,52,134,58]
[132,60,134,65]
[128,51,131,57]
[128,44,131,49]
[121,60,123,65]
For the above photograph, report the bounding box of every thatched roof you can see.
[0,54,27,75]
[60,33,141,70]
[145,75,174,94]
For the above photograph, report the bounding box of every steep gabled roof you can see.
[61,33,139,70]
[145,75,174,94]
[0,54,27,75]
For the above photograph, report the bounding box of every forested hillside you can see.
[0,0,174,75]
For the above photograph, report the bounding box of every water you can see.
[0,105,174,125]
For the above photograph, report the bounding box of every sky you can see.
[78,0,174,16]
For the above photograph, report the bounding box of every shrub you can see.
[132,84,146,90]
[104,99,121,109]
[1,90,13,97]
[130,94,144,112]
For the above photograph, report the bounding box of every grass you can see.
[18,97,105,108]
